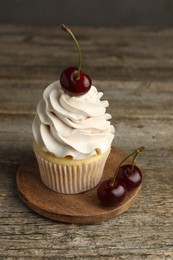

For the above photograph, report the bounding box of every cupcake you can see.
[32,25,115,194]
[32,81,114,194]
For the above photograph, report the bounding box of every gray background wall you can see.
[1,0,173,26]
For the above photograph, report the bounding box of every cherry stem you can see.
[61,24,82,80]
[111,146,145,186]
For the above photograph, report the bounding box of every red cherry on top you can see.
[60,24,92,96]
[60,66,91,96]
[116,164,142,191]
[97,178,127,206]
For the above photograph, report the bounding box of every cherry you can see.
[97,178,127,206]
[60,66,91,96]
[116,164,142,191]
[60,24,92,96]
[115,146,144,191]
[97,146,145,206]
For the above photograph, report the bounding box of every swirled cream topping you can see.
[32,81,115,160]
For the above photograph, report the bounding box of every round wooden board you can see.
[16,147,141,224]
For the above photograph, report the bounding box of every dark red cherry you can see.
[97,146,145,207]
[116,164,142,191]
[60,66,91,96]
[97,178,127,206]
[60,24,92,96]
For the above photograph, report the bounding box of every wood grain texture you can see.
[0,25,173,259]
[1,25,173,81]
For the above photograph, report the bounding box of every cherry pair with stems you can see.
[97,146,145,206]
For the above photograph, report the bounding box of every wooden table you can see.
[0,25,173,259]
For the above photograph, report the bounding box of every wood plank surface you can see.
[0,24,173,259]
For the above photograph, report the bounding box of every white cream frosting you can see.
[32,81,115,160]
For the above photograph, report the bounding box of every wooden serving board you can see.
[16,147,141,224]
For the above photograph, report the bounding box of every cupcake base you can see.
[16,146,142,224]
[33,142,110,194]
